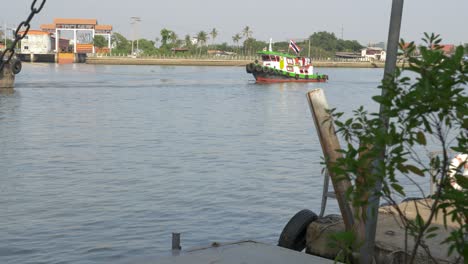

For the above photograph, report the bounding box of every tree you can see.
[232,33,241,53]
[196,31,208,55]
[170,31,178,47]
[137,38,157,55]
[184,34,192,48]
[243,37,267,56]
[328,34,467,263]
[160,28,172,47]
[210,28,218,46]
[309,31,338,52]
[111,32,131,54]
[242,26,252,39]
[93,35,107,49]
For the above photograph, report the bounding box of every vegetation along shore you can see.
[86,55,394,68]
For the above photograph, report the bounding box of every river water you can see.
[0,64,429,263]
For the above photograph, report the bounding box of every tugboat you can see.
[246,40,328,83]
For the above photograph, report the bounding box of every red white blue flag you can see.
[289,40,301,54]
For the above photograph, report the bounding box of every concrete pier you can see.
[306,199,463,263]
[121,241,335,264]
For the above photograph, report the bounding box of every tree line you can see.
[93,29,468,58]
[92,28,368,58]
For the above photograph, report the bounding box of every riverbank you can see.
[86,56,393,68]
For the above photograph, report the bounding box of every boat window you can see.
[276,56,280,61]
[270,56,276,62]
[287,58,293,64]
[262,55,270,61]
[287,66,293,72]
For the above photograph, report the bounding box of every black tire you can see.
[11,59,22,75]
[278,209,318,251]
[246,63,253,73]
[295,74,299,80]
[262,66,269,73]
[255,64,262,72]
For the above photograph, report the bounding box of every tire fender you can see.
[278,209,318,251]
[11,59,22,75]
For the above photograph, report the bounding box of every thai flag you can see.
[289,40,301,54]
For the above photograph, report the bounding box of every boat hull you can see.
[246,63,328,83]
[253,72,328,83]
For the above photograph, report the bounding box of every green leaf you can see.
[416,131,426,145]
[391,183,405,196]
[406,165,425,176]
[454,174,468,189]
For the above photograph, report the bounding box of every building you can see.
[439,44,455,55]
[361,47,386,61]
[19,30,51,54]
[40,18,112,54]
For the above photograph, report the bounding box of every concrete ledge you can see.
[120,241,335,264]
[306,199,463,263]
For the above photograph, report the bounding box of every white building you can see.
[361,47,386,61]
[20,30,51,54]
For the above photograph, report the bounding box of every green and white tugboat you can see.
[246,40,328,83]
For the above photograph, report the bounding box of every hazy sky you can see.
[4,0,468,46]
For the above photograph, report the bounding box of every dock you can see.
[121,241,335,264]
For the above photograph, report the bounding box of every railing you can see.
[87,53,389,63]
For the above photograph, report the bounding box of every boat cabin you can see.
[258,51,313,75]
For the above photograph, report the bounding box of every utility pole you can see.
[4,21,7,48]
[341,24,344,40]
[358,0,404,263]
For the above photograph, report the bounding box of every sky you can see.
[3,0,468,46]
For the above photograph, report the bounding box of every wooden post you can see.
[172,232,181,250]
[307,89,354,230]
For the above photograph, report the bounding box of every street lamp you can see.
[130,16,141,56]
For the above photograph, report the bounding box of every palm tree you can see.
[196,31,208,55]
[160,28,171,47]
[184,34,192,48]
[242,26,252,39]
[210,28,218,47]
[169,31,178,48]
[232,33,241,53]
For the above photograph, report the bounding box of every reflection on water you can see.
[0,64,413,263]
[0,88,15,95]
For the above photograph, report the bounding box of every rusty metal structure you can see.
[0,0,46,88]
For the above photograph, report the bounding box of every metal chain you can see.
[0,0,46,72]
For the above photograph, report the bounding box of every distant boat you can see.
[246,50,328,83]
